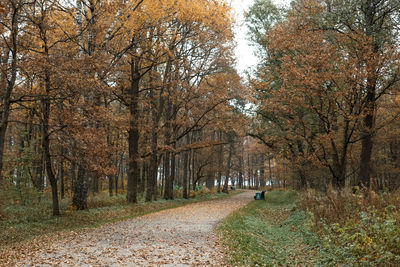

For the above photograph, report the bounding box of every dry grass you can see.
[298,187,400,266]
[299,187,400,228]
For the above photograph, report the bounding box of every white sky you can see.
[230,0,291,74]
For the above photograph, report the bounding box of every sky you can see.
[230,0,291,74]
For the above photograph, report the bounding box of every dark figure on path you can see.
[254,191,266,200]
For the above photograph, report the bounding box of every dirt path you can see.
[16,190,254,266]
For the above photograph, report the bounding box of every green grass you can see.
[218,190,320,266]
[0,190,241,253]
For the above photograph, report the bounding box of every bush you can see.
[299,188,400,266]
[320,207,400,265]
[86,192,127,209]
[196,187,211,196]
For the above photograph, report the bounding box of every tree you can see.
[0,0,248,217]
[0,0,26,189]
[247,0,400,189]
[244,0,283,59]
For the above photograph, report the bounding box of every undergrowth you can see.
[299,188,400,266]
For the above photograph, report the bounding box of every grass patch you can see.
[0,190,241,255]
[218,190,319,266]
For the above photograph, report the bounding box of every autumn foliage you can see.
[0,0,252,216]
[249,0,400,191]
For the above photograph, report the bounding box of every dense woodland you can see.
[0,0,399,220]
[0,0,277,217]
[247,0,400,191]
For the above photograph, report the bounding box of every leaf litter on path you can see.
[9,191,254,266]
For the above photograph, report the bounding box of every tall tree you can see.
[0,0,26,189]
[247,0,400,189]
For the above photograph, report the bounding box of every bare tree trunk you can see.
[116,152,124,193]
[146,135,157,201]
[72,165,88,210]
[127,57,140,203]
[238,153,244,188]
[359,89,375,188]
[59,156,65,199]
[183,134,190,199]
[146,132,157,201]
[163,152,170,199]
[42,73,60,216]
[167,149,176,200]
[217,132,223,193]
[36,24,61,215]
[206,132,215,190]
[359,2,379,189]
[91,174,99,194]
[189,148,195,195]
[0,3,20,189]
[222,137,234,194]
[146,74,164,201]
[268,156,273,187]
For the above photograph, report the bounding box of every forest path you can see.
[17,190,254,266]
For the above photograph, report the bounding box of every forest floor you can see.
[3,190,254,266]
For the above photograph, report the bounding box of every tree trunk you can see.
[108,175,113,197]
[358,2,379,189]
[127,57,140,203]
[0,122,8,190]
[167,149,176,200]
[206,172,214,190]
[206,132,215,190]
[146,131,157,202]
[164,152,170,199]
[268,156,273,186]
[359,88,375,188]
[222,138,234,194]
[217,132,223,193]
[260,169,265,187]
[146,153,156,202]
[238,152,244,188]
[146,80,161,201]
[91,174,99,194]
[116,153,123,193]
[59,157,64,199]
[41,38,60,215]
[105,116,113,197]
[183,140,189,199]
[72,165,88,210]
[42,91,60,216]
[163,96,174,199]
[189,148,194,195]
[0,5,19,189]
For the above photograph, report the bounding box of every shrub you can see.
[299,188,400,266]
[196,187,211,196]
[86,192,127,209]
[320,207,400,266]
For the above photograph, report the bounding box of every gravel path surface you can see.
[17,190,254,266]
